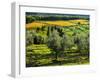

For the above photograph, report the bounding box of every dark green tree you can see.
[47,26,51,37]
[26,16,36,24]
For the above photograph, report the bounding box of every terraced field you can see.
[26,44,89,67]
[26,44,52,55]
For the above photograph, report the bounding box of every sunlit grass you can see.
[26,19,89,29]
[69,19,89,25]
[26,44,52,55]
[42,21,75,26]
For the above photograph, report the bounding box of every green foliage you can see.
[34,34,47,44]
[47,30,62,51]
[26,16,36,24]
[61,34,74,51]
[26,12,89,22]
[26,30,35,45]
[47,30,62,60]
[41,26,46,31]
[74,32,89,54]
[47,26,51,36]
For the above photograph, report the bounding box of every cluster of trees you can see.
[47,30,73,60]
[26,16,36,24]
[26,30,47,45]
[26,15,89,24]
[74,33,89,56]
[26,25,89,61]
[47,27,89,61]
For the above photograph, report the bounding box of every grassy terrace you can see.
[26,44,52,55]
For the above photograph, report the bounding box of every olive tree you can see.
[47,30,62,60]
[74,32,89,54]
[26,30,37,45]
[61,34,74,50]
[60,33,74,59]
